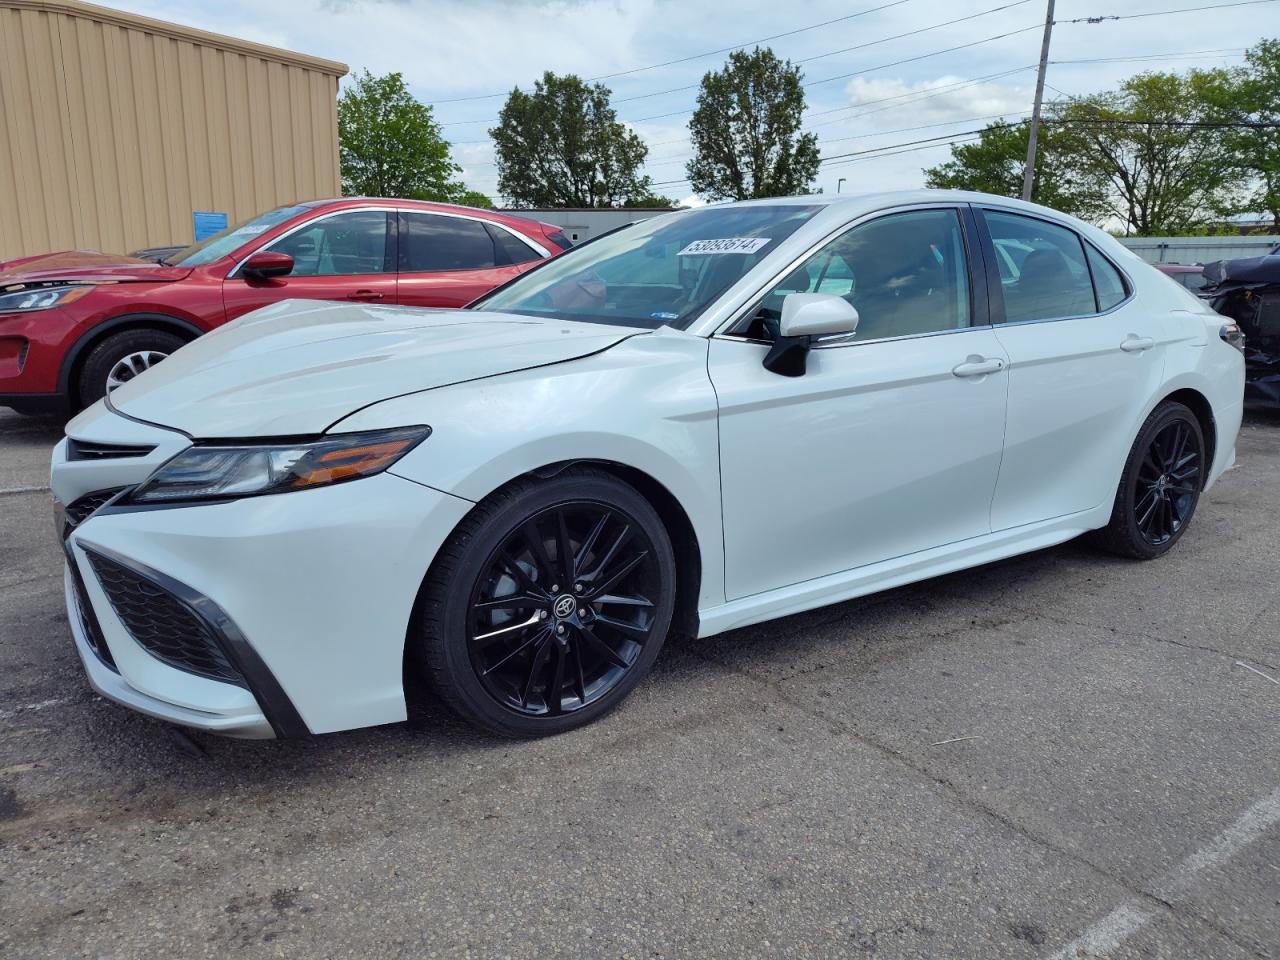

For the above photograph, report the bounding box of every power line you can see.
[440,19,1048,127]
[624,26,1043,126]
[1059,0,1279,23]
[642,111,1033,169]
[613,0,1036,104]
[425,0,912,105]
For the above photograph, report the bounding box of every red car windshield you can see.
[163,205,310,267]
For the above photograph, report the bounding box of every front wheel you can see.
[77,329,186,408]
[413,468,677,737]
[1091,401,1205,560]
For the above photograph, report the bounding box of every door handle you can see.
[952,356,1005,378]
[346,289,384,301]
[1120,335,1154,352]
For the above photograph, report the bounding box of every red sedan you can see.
[0,198,569,414]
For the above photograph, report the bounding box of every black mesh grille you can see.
[67,439,154,460]
[68,560,117,671]
[85,551,245,687]
[65,488,123,526]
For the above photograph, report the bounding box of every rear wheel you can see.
[413,468,677,737]
[77,329,185,408]
[1091,401,1205,559]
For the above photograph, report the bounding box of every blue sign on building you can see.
[192,211,229,242]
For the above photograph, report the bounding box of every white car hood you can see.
[101,299,641,438]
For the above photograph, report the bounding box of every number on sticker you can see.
[677,238,771,256]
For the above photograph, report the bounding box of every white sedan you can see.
[51,190,1244,739]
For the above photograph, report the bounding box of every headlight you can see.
[0,285,94,313]
[128,426,430,504]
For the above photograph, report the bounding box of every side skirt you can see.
[696,507,1107,639]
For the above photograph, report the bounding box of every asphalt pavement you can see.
[1,406,1277,959]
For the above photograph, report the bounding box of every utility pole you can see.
[1021,0,1055,202]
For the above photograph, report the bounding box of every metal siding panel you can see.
[0,3,344,260]
[155,35,193,246]
[288,67,311,200]
[126,29,172,246]
[73,15,125,253]
[266,61,296,201]
[0,8,42,257]
[102,22,145,254]
[200,45,234,225]
[222,53,254,222]
[3,9,77,255]
[243,56,275,214]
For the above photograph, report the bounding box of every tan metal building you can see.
[0,0,347,261]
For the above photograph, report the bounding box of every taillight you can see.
[1219,321,1245,353]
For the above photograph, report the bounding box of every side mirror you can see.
[779,293,860,338]
[764,294,860,377]
[241,250,294,281]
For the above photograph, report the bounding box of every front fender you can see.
[331,329,728,608]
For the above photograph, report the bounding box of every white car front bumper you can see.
[56,415,474,737]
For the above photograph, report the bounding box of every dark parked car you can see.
[1200,255,1280,408]
[0,198,570,414]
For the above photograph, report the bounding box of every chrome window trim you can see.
[227,206,399,279]
[397,208,551,264]
[227,206,550,278]
[708,202,980,349]
[975,203,1137,321]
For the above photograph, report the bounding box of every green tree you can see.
[338,70,484,205]
[1054,72,1243,235]
[491,72,654,207]
[623,193,678,208]
[686,48,820,201]
[450,189,495,210]
[1197,39,1280,232]
[923,118,1107,220]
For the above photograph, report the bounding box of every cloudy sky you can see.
[108,0,1267,205]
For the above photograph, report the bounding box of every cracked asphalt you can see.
[1,406,1277,959]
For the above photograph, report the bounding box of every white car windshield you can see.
[474,204,822,330]
[163,205,311,266]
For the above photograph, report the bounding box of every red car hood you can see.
[0,250,192,285]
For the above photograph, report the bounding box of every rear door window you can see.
[983,211,1096,323]
[400,213,496,272]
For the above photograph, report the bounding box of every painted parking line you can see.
[0,485,51,497]
[0,698,68,721]
[1045,786,1280,958]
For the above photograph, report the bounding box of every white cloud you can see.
[841,75,1032,126]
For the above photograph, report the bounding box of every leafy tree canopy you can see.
[491,72,655,207]
[687,48,820,201]
[338,69,484,206]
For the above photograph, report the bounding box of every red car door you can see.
[222,209,398,321]
[396,211,542,307]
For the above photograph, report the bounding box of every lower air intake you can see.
[85,550,245,687]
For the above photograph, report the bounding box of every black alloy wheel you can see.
[1133,418,1201,546]
[1092,400,1205,559]
[414,468,676,736]
[467,502,662,717]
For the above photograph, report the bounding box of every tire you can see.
[77,329,186,408]
[1090,401,1206,560]
[413,467,677,737]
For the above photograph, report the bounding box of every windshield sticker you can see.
[649,311,680,321]
[677,237,771,256]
